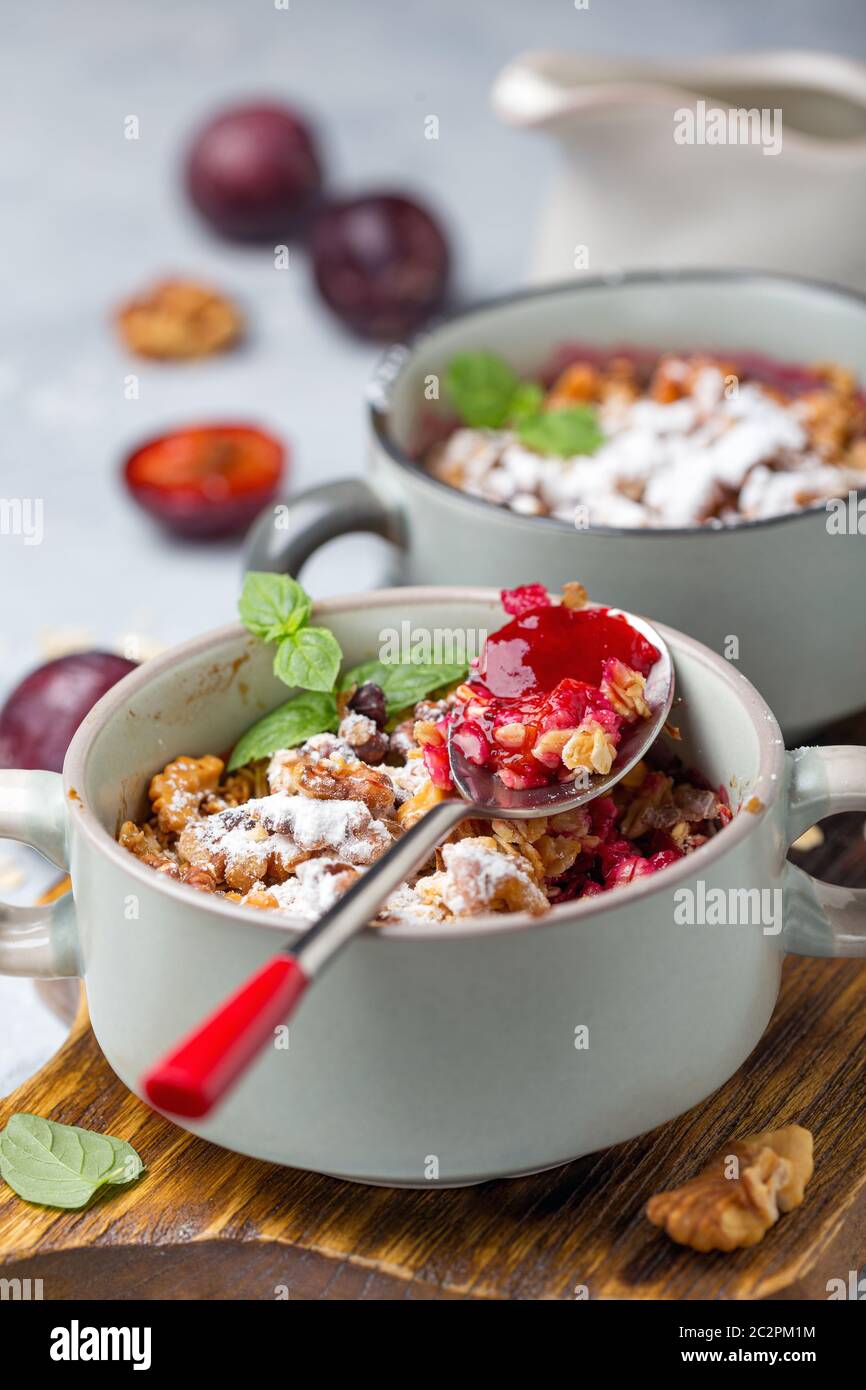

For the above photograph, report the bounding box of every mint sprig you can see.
[0,1113,143,1210]
[444,350,604,458]
[273,626,342,694]
[238,573,311,641]
[517,405,604,458]
[227,691,339,771]
[231,573,469,767]
[445,352,520,428]
[508,381,545,423]
[239,572,343,696]
[233,573,343,766]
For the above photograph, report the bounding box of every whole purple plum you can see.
[186,102,323,240]
[309,193,450,340]
[0,653,138,772]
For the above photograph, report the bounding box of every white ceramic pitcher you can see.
[492,49,866,289]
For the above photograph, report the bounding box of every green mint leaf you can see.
[274,627,342,694]
[507,381,544,424]
[105,1136,144,1186]
[445,352,520,428]
[341,659,467,718]
[238,572,312,643]
[517,405,604,458]
[227,691,339,770]
[0,1113,143,1210]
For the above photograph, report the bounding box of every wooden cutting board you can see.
[1,797,865,1300]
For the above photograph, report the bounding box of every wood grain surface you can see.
[1,755,865,1301]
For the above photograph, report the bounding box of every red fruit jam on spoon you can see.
[447,587,661,791]
[480,601,659,698]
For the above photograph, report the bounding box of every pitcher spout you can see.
[492,48,866,145]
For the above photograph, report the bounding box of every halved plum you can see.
[124,424,285,538]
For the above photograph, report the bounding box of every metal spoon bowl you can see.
[449,608,674,816]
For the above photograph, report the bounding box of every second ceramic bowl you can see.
[246,270,866,740]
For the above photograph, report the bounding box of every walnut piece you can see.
[176,812,298,894]
[149,754,225,833]
[177,794,392,894]
[268,740,395,819]
[560,581,588,610]
[645,1125,813,1252]
[416,836,549,917]
[396,775,448,829]
[600,658,651,720]
[546,362,600,407]
[179,863,220,893]
[118,819,180,877]
[116,279,243,360]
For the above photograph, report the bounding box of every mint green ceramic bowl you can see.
[1,588,865,1185]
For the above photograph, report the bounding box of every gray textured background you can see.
[1,0,865,1086]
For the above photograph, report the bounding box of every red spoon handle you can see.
[142,954,308,1119]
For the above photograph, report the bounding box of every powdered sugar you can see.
[249,858,361,919]
[183,792,393,873]
[338,711,377,742]
[738,462,864,519]
[414,838,548,917]
[268,734,358,792]
[248,865,451,925]
[440,840,521,913]
[381,751,428,803]
[259,795,389,861]
[428,359,865,527]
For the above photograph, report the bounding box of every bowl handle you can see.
[0,770,80,978]
[783,746,866,957]
[243,478,404,580]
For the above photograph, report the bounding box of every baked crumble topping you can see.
[118,585,730,925]
[423,349,866,527]
[119,730,729,923]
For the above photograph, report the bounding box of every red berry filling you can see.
[449,592,660,790]
[480,602,658,698]
[453,676,621,789]
[422,739,453,790]
[500,583,551,618]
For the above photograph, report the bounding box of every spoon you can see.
[142,610,673,1119]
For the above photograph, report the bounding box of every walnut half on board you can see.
[645,1125,814,1253]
